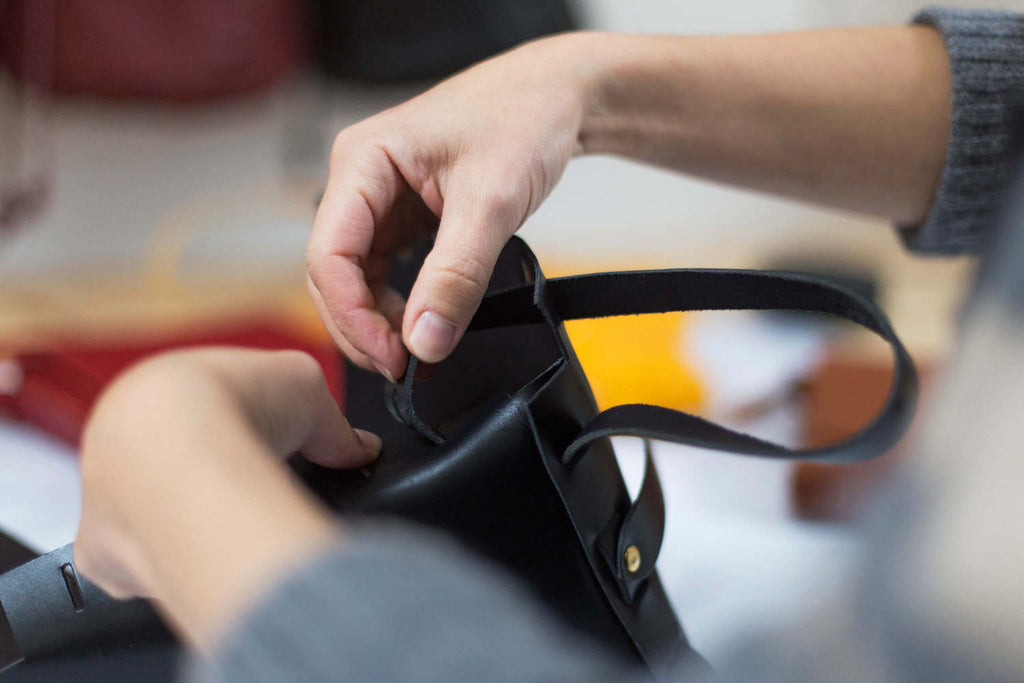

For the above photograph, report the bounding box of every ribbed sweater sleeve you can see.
[182,525,634,683]
[901,7,1024,254]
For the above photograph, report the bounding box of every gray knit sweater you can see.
[188,7,1024,683]
[900,7,1024,254]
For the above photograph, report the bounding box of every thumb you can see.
[403,182,525,363]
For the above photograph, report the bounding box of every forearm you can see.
[128,425,338,649]
[574,27,951,225]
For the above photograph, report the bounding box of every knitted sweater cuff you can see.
[901,7,1024,255]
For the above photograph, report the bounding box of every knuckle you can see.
[100,358,173,406]
[330,128,358,166]
[305,250,324,282]
[306,253,360,308]
[71,542,100,586]
[523,152,547,181]
[433,251,491,306]
[276,350,324,385]
[330,126,390,175]
[481,177,528,223]
[330,129,377,173]
[366,323,399,358]
[484,185,519,214]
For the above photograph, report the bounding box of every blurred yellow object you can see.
[538,259,706,414]
[565,313,703,412]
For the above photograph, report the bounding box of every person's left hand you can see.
[73,348,380,649]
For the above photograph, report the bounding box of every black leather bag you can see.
[0,237,917,680]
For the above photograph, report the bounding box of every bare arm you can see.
[580,27,951,225]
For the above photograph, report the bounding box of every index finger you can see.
[307,142,410,380]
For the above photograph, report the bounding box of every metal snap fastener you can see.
[624,545,642,574]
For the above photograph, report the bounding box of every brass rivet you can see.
[624,545,642,574]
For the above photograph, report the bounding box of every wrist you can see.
[557,31,626,155]
[574,33,694,157]
[514,31,627,156]
[79,361,343,647]
[138,428,341,648]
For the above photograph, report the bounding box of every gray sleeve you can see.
[899,7,1024,254]
[181,524,637,683]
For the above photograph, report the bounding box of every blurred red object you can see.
[0,322,342,448]
[0,0,304,101]
[791,355,932,520]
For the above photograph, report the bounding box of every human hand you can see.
[307,33,603,380]
[74,348,380,648]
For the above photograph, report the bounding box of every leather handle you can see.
[552,273,916,465]
[477,240,917,467]
[614,441,664,591]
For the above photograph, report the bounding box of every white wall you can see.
[583,0,1024,32]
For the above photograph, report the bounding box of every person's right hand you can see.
[307,33,602,381]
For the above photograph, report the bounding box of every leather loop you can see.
[616,441,664,591]
[384,238,565,443]
[387,359,446,445]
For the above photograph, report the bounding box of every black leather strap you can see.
[469,267,916,467]
[472,268,893,335]
[617,441,663,590]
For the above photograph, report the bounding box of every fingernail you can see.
[370,359,396,384]
[354,429,382,457]
[408,311,457,363]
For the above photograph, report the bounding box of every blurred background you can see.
[1,0,1021,669]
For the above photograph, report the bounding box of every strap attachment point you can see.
[594,440,665,603]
